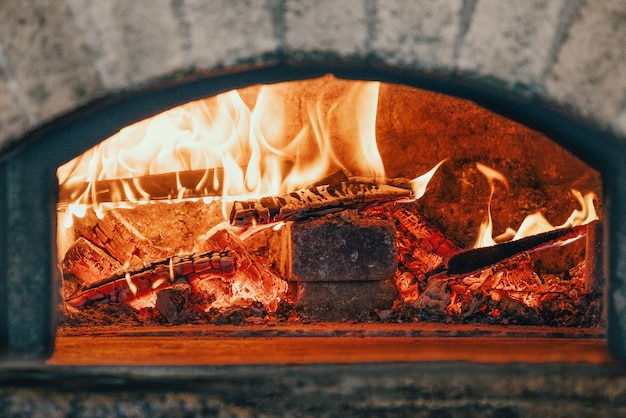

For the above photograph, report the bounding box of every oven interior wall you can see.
[375,84,601,248]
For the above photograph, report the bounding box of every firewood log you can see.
[91,210,170,267]
[156,284,192,324]
[394,207,460,258]
[65,250,236,308]
[58,168,225,203]
[230,182,411,227]
[445,224,588,276]
[62,237,123,286]
[196,225,288,311]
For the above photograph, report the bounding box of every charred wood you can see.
[66,250,235,308]
[195,226,288,311]
[444,223,588,277]
[394,207,460,258]
[58,168,226,203]
[156,284,192,324]
[230,182,410,227]
[62,237,122,286]
[91,210,170,267]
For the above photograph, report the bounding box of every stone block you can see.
[295,279,398,321]
[288,217,396,282]
[180,0,278,69]
[284,0,368,57]
[544,0,626,124]
[457,0,564,87]
[372,0,463,69]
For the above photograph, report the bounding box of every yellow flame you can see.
[473,163,599,248]
[408,160,447,200]
[473,163,509,248]
[57,75,386,225]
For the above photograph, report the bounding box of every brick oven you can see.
[2,1,626,415]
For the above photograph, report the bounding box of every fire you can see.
[407,159,447,200]
[57,75,385,224]
[473,163,598,248]
[473,163,510,248]
[56,76,602,326]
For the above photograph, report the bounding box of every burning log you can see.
[62,237,123,286]
[444,223,589,277]
[195,225,288,311]
[394,207,459,258]
[229,182,410,227]
[58,168,226,204]
[65,250,236,308]
[155,284,192,324]
[89,210,170,267]
[394,207,460,277]
[414,279,452,321]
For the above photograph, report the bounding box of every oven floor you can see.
[49,323,609,365]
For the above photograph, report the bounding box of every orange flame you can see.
[473,163,509,248]
[473,163,599,248]
[407,160,447,200]
[57,75,385,225]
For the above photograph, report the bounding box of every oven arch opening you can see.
[2,64,625,362]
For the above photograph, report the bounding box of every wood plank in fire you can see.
[230,182,410,226]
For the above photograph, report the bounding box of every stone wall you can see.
[2,363,626,417]
[0,0,626,153]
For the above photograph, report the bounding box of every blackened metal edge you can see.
[604,163,626,360]
[0,61,620,362]
[0,162,7,358]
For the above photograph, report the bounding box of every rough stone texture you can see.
[605,167,626,360]
[284,0,368,57]
[178,0,278,70]
[615,106,626,134]
[457,0,564,89]
[0,0,102,129]
[296,279,398,320]
[0,77,31,147]
[544,0,626,128]
[67,0,186,90]
[371,0,464,69]
[613,106,626,133]
[2,363,626,416]
[288,218,396,282]
[0,1,625,146]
